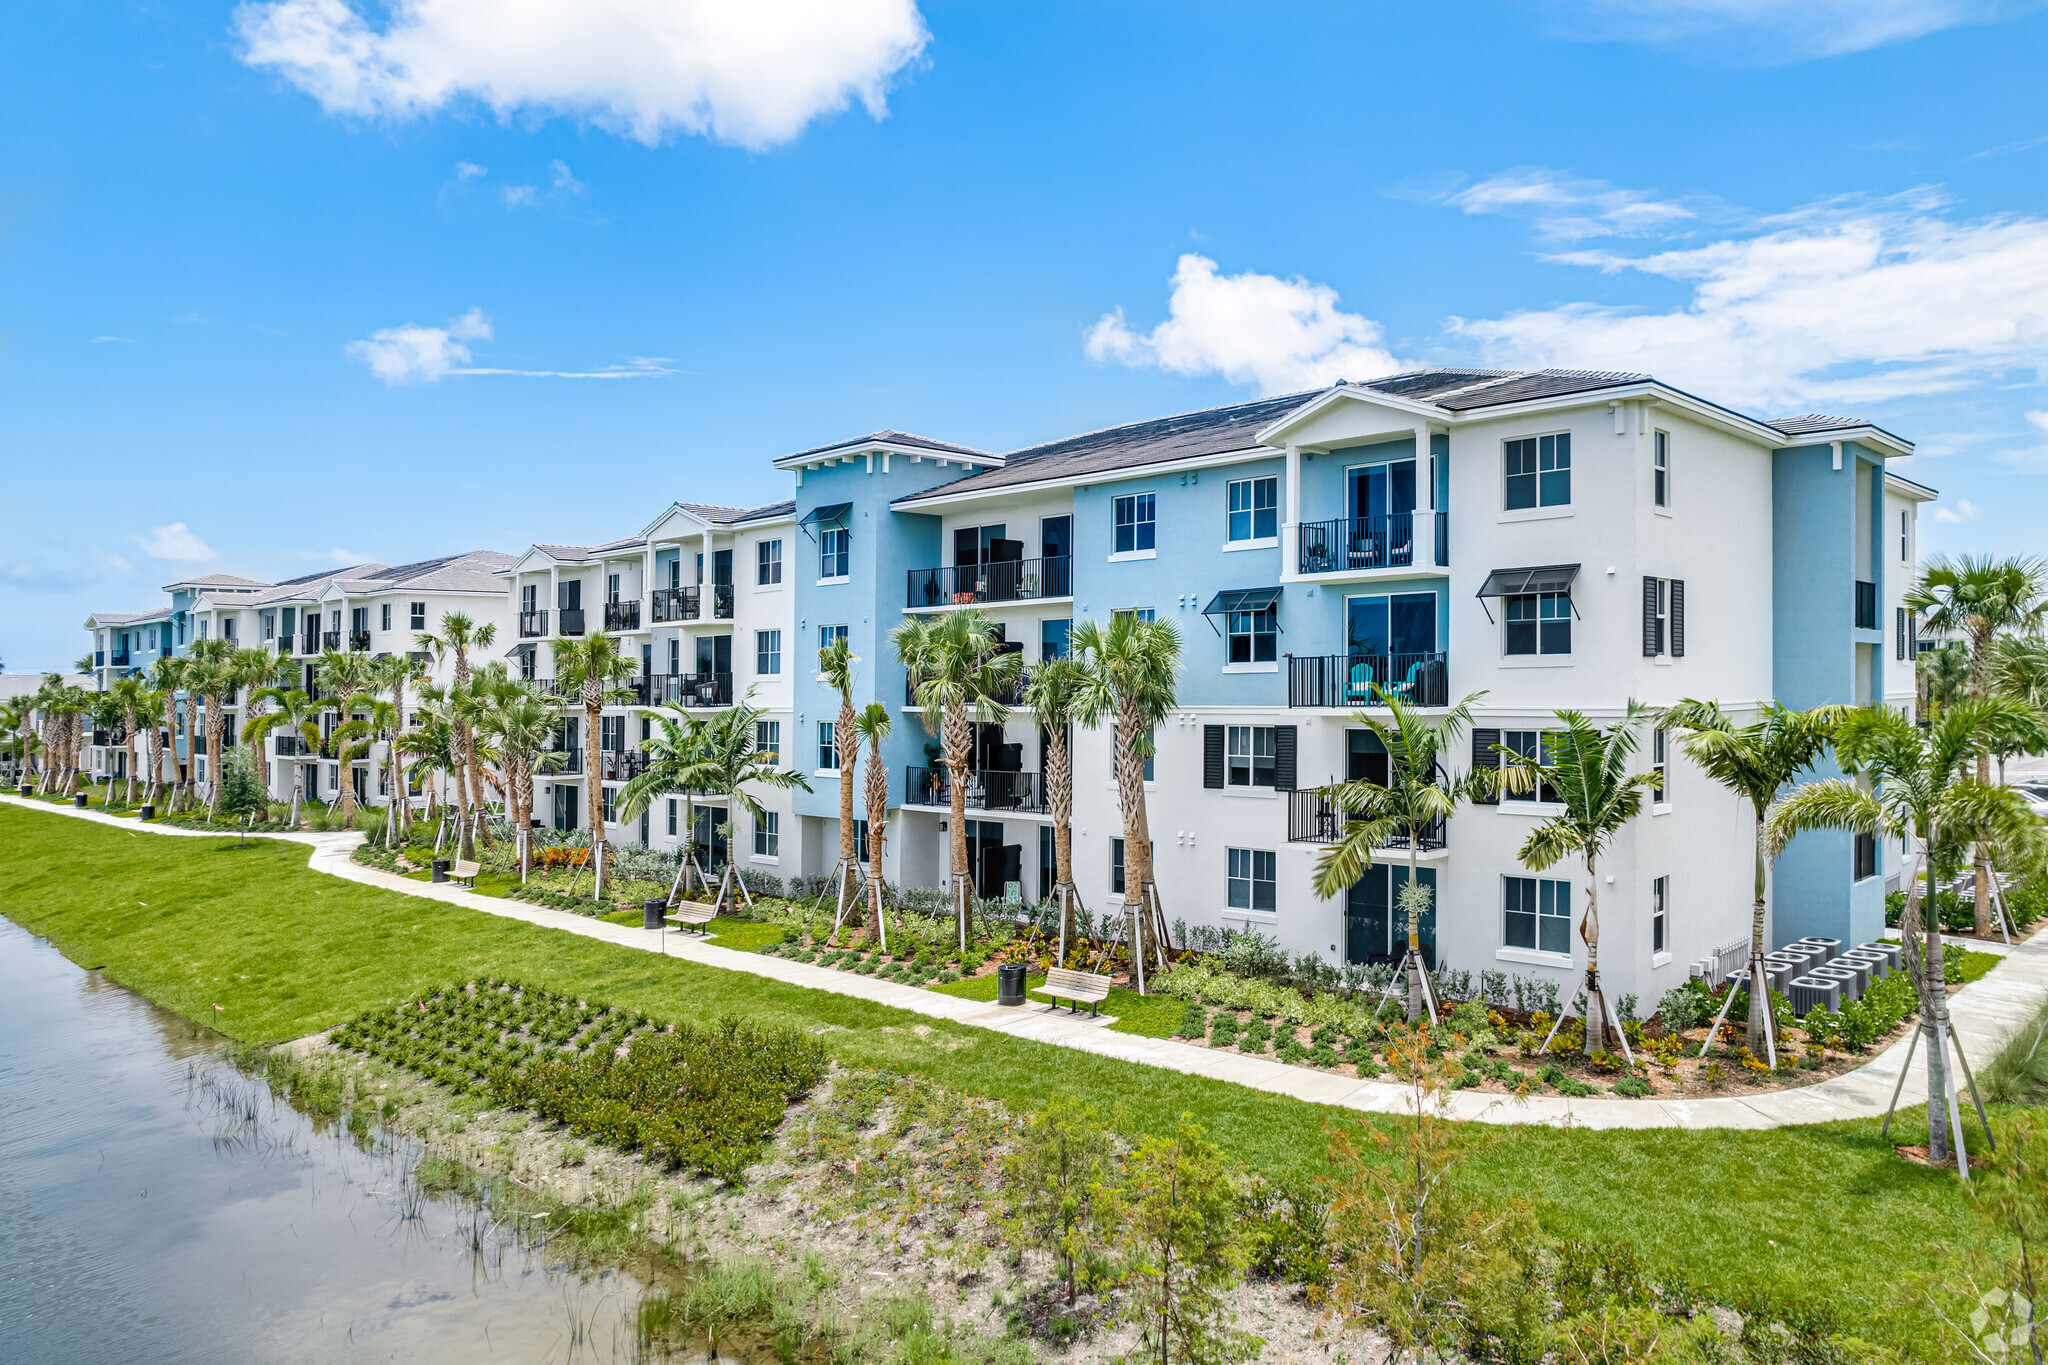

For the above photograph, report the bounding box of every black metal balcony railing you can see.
[553,748,584,775]
[111,650,131,666]
[604,600,641,631]
[905,765,1045,813]
[651,587,688,623]
[519,610,549,638]
[906,555,1072,609]
[599,749,649,782]
[1287,652,1450,708]
[639,672,733,708]
[1855,580,1878,631]
[348,631,371,652]
[273,735,304,758]
[1297,514,1420,575]
[322,631,341,650]
[1288,790,1446,849]
[558,607,586,636]
[678,585,734,620]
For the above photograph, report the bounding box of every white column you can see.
[1414,425,1433,566]
[1281,441,1301,580]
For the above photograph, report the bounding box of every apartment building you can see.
[773,369,1929,1009]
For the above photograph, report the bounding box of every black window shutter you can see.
[1642,577,1662,656]
[1670,579,1685,658]
[1471,727,1500,804]
[1203,725,1225,789]
[1273,726,1297,792]
[1895,606,1906,661]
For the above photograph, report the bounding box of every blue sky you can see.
[5,0,2048,669]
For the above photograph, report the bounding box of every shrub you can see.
[1611,1074,1651,1098]
[1173,999,1208,1040]
[1655,980,1711,1033]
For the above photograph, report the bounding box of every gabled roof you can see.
[162,572,271,592]
[778,429,991,465]
[731,498,796,524]
[323,549,515,596]
[1767,414,1914,448]
[529,537,648,563]
[86,609,164,625]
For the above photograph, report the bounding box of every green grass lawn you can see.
[926,967,1187,1037]
[0,802,2021,1336]
[399,866,518,898]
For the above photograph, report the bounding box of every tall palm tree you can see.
[1496,703,1663,1056]
[108,675,150,805]
[86,690,126,802]
[478,676,566,878]
[1,696,35,788]
[1023,655,1089,960]
[816,637,862,920]
[1917,640,1969,721]
[415,612,497,860]
[186,637,235,815]
[1309,688,1490,1023]
[1989,636,2048,786]
[622,706,714,897]
[396,706,456,826]
[1908,555,2048,935]
[1766,700,2043,1165]
[147,656,188,809]
[853,701,894,947]
[363,652,423,839]
[229,647,284,796]
[1662,700,1847,1057]
[549,630,639,898]
[315,647,377,827]
[1070,612,1181,988]
[894,608,1025,952]
[331,697,399,832]
[242,686,322,826]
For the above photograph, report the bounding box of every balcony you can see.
[1287,652,1450,708]
[519,610,549,638]
[349,631,371,652]
[553,748,585,775]
[274,735,305,758]
[322,631,341,651]
[640,672,733,708]
[599,749,649,782]
[905,765,1045,813]
[1299,514,1450,575]
[559,608,587,636]
[1287,790,1446,849]
[1855,580,1878,631]
[905,644,1028,707]
[906,556,1071,610]
[111,649,131,666]
[678,585,734,621]
[604,600,641,631]
[651,587,688,623]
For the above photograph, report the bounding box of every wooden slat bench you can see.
[1031,967,1113,1015]
[449,859,482,888]
[665,902,717,935]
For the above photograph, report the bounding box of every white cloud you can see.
[1934,498,1980,523]
[233,0,929,150]
[95,548,135,575]
[550,159,583,195]
[1084,254,1401,397]
[346,306,492,384]
[135,522,219,562]
[90,335,136,344]
[454,159,486,178]
[501,184,539,208]
[1440,167,1697,241]
[1545,0,2044,60]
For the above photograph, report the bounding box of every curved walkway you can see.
[9,792,2047,1130]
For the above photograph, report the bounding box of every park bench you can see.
[1031,966,1113,1016]
[665,901,718,935]
[448,859,482,888]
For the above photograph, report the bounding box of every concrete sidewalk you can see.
[9,792,2047,1130]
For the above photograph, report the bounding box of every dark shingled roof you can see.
[532,537,647,561]
[1428,369,1652,409]
[784,429,990,462]
[1767,414,1880,436]
[274,564,381,587]
[729,498,796,523]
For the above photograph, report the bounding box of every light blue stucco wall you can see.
[1771,440,1887,948]
[1297,434,1448,523]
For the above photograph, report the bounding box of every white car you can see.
[2008,782,2048,819]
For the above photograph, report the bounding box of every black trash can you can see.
[644,899,667,931]
[996,962,1027,1007]
[140,804,155,820]
[75,793,89,808]
[431,859,451,883]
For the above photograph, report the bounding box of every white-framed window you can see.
[410,601,426,630]
[1227,605,1278,663]
[759,539,783,585]
[1651,727,1670,805]
[755,811,780,857]
[1900,510,1910,563]
[606,572,621,604]
[1226,477,1277,542]
[1504,875,1571,954]
[1111,837,1125,895]
[601,785,617,823]
[1226,725,1275,787]
[1227,848,1277,911]
[1653,431,1670,507]
[1651,579,1670,655]
[1503,730,1561,803]
[381,603,392,631]
[1505,593,1571,655]
[1504,433,1571,509]
[818,721,838,771]
[1113,493,1156,554]
[1113,607,1156,624]
[820,527,849,579]
[853,818,870,863]
[756,630,781,676]
[819,624,848,651]
[666,799,677,837]
[1652,875,1669,954]
[754,720,780,762]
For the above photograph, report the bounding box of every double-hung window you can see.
[1504,433,1571,510]
[1504,876,1571,954]
[410,601,426,630]
[381,604,392,631]
[819,624,847,651]
[1502,731,1561,803]
[1504,593,1571,655]
[758,539,783,585]
[1227,848,1277,911]
[820,527,849,579]
[1111,838,1126,895]
[1226,725,1275,787]
[1652,875,1669,954]
[667,799,678,837]
[818,721,838,771]
[754,720,780,762]
[1226,477,1277,543]
[1113,494,1156,554]
[1653,431,1670,507]
[1855,832,1877,881]
[601,785,617,824]
[1227,605,1278,663]
[755,811,780,857]
[1651,727,1670,805]
[755,630,781,676]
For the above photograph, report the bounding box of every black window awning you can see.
[1474,564,1580,598]
[506,642,536,659]
[1201,587,1282,616]
[796,502,852,539]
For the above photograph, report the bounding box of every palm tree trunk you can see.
[1406,837,1424,1022]
[1910,828,1950,1163]
[1581,854,1609,1056]
[837,695,858,923]
[336,693,359,828]
[123,723,138,806]
[205,690,225,817]
[1749,815,1771,1044]
[1046,723,1076,953]
[944,699,974,951]
[1112,707,1149,985]
[583,693,606,899]
[866,751,889,950]
[1973,750,1994,938]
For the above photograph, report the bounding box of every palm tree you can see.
[396,705,456,826]
[1070,612,1181,989]
[893,608,1026,952]
[148,656,188,809]
[1989,636,2048,786]
[109,675,150,805]
[853,701,894,948]
[478,676,566,878]
[1662,700,1847,1057]
[1496,703,1664,1056]
[363,652,423,840]
[331,697,398,832]
[86,690,126,803]
[415,612,497,860]
[242,686,322,826]
[1766,701,2043,1165]
[315,647,377,827]
[549,630,640,898]
[1917,640,1969,720]
[186,638,236,815]
[1023,655,1089,961]
[816,637,862,922]
[1,696,35,788]
[229,647,284,796]
[1309,688,1490,1023]
[1908,555,2048,935]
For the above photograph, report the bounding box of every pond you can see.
[0,916,682,1364]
